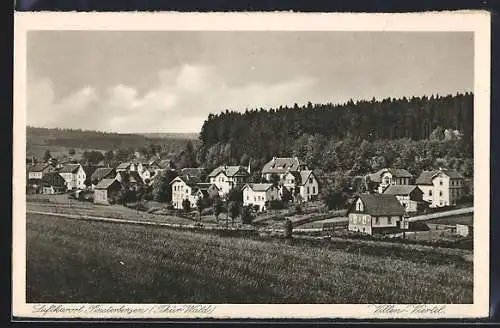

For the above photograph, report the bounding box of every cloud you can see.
[27,64,321,133]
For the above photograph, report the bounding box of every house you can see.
[90,167,116,188]
[208,165,250,196]
[282,170,320,202]
[382,185,424,213]
[416,169,464,207]
[242,183,280,211]
[40,172,67,194]
[261,157,307,181]
[58,164,86,190]
[367,168,413,193]
[170,176,217,209]
[28,163,56,181]
[347,194,407,235]
[93,179,122,205]
[27,162,56,191]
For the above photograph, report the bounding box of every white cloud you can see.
[27,64,321,133]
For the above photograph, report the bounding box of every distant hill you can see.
[138,132,199,140]
[26,126,197,160]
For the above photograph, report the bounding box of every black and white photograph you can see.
[13,12,490,319]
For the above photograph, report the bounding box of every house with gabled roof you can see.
[40,172,67,194]
[208,165,250,196]
[347,194,408,235]
[90,167,116,186]
[261,157,307,181]
[382,184,423,213]
[416,168,464,207]
[170,176,219,209]
[282,169,320,202]
[58,163,86,190]
[242,183,280,211]
[367,168,414,193]
[93,179,122,205]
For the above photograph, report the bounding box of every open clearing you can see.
[27,213,472,304]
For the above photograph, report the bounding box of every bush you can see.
[201,207,214,216]
[294,204,303,214]
[268,199,285,210]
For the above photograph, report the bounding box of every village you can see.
[26,152,474,242]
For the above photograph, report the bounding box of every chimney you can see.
[272,157,276,162]
[224,165,227,170]
[247,160,251,175]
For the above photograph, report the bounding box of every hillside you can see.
[26,126,197,159]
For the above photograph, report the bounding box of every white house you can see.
[261,157,307,181]
[208,165,250,196]
[58,164,86,190]
[242,183,280,211]
[170,176,217,210]
[367,168,414,193]
[282,170,319,202]
[416,169,464,207]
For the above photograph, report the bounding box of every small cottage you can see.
[93,179,122,205]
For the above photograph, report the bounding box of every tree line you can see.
[197,93,473,172]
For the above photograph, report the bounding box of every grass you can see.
[27,213,473,304]
[428,214,474,226]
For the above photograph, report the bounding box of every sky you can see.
[27,31,474,133]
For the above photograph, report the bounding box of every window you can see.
[429,190,432,196]
[375,217,379,225]
[362,216,366,224]
[439,180,443,186]
[307,187,310,194]
[309,178,313,184]
[246,196,249,200]
[439,191,443,196]
[312,186,316,194]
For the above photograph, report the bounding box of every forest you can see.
[196,93,473,176]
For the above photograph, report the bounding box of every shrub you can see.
[201,207,214,216]
[294,204,303,214]
[268,199,285,210]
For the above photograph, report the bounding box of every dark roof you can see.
[91,168,115,183]
[350,194,406,216]
[262,157,302,174]
[95,178,120,190]
[29,163,52,172]
[41,172,66,187]
[208,165,249,178]
[368,168,413,183]
[243,183,274,192]
[416,169,464,185]
[383,185,421,195]
[196,182,217,190]
[59,164,81,174]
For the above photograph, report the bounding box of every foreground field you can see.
[27,213,473,304]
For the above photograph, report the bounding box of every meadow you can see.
[27,213,473,304]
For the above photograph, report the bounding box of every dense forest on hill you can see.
[27,126,198,155]
[197,93,474,182]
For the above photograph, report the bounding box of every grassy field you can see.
[27,213,473,304]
